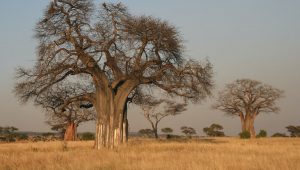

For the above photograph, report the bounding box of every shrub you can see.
[80,132,95,140]
[239,131,250,139]
[161,127,173,134]
[271,133,288,137]
[17,134,29,140]
[139,129,154,138]
[256,130,267,138]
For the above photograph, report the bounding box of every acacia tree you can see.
[14,0,213,149]
[213,79,283,138]
[181,126,196,138]
[203,123,225,137]
[161,127,173,135]
[136,95,187,139]
[286,125,300,137]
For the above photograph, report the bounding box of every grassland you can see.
[0,137,299,170]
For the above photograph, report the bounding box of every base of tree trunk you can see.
[64,122,76,141]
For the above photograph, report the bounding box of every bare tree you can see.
[136,95,187,139]
[213,79,284,138]
[14,1,213,149]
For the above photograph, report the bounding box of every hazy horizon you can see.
[0,0,299,136]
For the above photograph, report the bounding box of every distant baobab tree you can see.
[14,0,213,149]
[46,102,95,141]
[135,94,187,139]
[213,79,284,138]
[36,83,96,141]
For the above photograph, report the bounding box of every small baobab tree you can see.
[14,1,213,149]
[213,79,284,138]
[46,102,95,141]
[34,83,96,141]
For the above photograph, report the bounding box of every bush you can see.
[17,134,29,140]
[271,133,288,137]
[166,134,181,139]
[80,132,95,140]
[138,129,154,138]
[239,131,250,139]
[256,130,267,138]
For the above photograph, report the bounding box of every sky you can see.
[0,0,299,136]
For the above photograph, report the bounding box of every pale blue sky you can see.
[0,0,299,136]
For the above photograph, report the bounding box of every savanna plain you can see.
[0,137,299,170]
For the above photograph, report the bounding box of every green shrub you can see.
[239,131,250,139]
[80,132,95,140]
[256,130,267,138]
[17,134,29,140]
[271,133,288,137]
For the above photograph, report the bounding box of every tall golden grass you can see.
[0,137,299,170]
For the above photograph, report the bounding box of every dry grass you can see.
[0,137,299,170]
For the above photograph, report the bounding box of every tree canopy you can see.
[213,79,283,138]
[14,0,214,149]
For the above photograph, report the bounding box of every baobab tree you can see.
[213,79,283,138]
[136,95,187,139]
[46,102,95,141]
[14,1,213,149]
[33,82,95,141]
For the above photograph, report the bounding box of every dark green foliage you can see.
[203,123,225,137]
[161,127,173,134]
[80,132,95,140]
[181,126,196,138]
[139,129,154,137]
[17,134,29,140]
[0,126,19,142]
[271,133,288,137]
[166,134,181,139]
[256,130,267,138]
[42,132,55,137]
[239,131,251,139]
[286,125,300,137]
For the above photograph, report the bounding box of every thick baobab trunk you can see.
[240,113,256,138]
[64,122,76,141]
[94,87,128,149]
[249,117,256,138]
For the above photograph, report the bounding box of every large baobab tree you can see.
[213,79,283,138]
[136,95,187,139]
[14,0,213,149]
